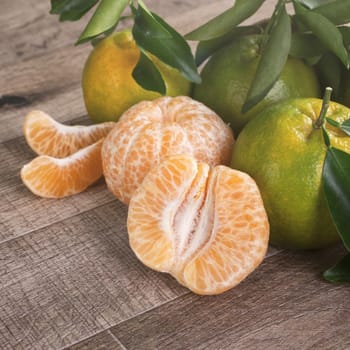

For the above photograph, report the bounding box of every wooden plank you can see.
[63,331,125,350]
[0,0,216,68]
[0,85,86,145]
[0,0,89,68]
[0,202,186,350]
[0,44,89,103]
[0,181,115,244]
[111,245,350,350]
[0,136,117,243]
[1,0,49,30]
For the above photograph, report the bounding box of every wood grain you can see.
[0,0,215,68]
[0,86,86,145]
[63,331,125,350]
[111,246,350,350]
[0,0,89,68]
[0,136,116,243]
[0,202,186,349]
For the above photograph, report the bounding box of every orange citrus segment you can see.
[21,139,104,198]
[102,96,234,204]
[128,155,199,271]
[127,155,269,295]
[183,166,269,295]
[23,110,115,158]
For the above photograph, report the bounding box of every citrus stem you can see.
[315,87,333,129]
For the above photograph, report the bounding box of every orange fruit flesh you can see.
[23,110,115,158]
[102,96,234,204]
[127,155,269,295]
[21,139,104,198]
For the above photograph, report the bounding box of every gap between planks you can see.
[57,248,284,350]
[0,192,117,247]
[107,330,128,350]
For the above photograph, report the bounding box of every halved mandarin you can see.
[102,96,234,204]
[127,155,269,295]
[21,139,104,198]
[23,110,115,158]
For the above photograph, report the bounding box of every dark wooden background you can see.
[1,0,350,349]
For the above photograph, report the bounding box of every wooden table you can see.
[1,1,350,349]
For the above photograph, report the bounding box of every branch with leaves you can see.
[51,0,350,105]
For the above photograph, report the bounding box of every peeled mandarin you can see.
[102,96,234,204]
[127,155,269,295]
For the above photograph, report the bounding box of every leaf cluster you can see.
[50,0,350,108]
[186,0,350,110]
[50,0,200,93]
[322,116,350,282]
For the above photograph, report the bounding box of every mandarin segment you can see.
[128,155,199,271]
[182,166,269,295]
[102,96,234,204]
[21,139,104,198]
[127,155,269,295]
[101,101,163,203]
[23,110,115,158]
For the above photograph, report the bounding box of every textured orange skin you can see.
[82,30,192,123]
[232,98,350,250]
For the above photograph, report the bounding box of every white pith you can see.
[168,163,218,279]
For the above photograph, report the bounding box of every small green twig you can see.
[315,87,333,129]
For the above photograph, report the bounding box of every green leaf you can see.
[339,26,350,47]
[50,0,99,21]
[324,254,350,282]
[313,0,350,25]
[242,5,291,113]
[326,118,350,136]
[132,5,200,83]
[293,1,349,68]
[326,117,341,128]
[297,0,336,9]
[322,125,331,147]
[195,26,260,66]
[185,0,265,41]
[316,53,342,99]
[132,51,166,95]
[342,120,350,136]
[290,32,326,59]
[323,146,350,251]
[76,0,129,44]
